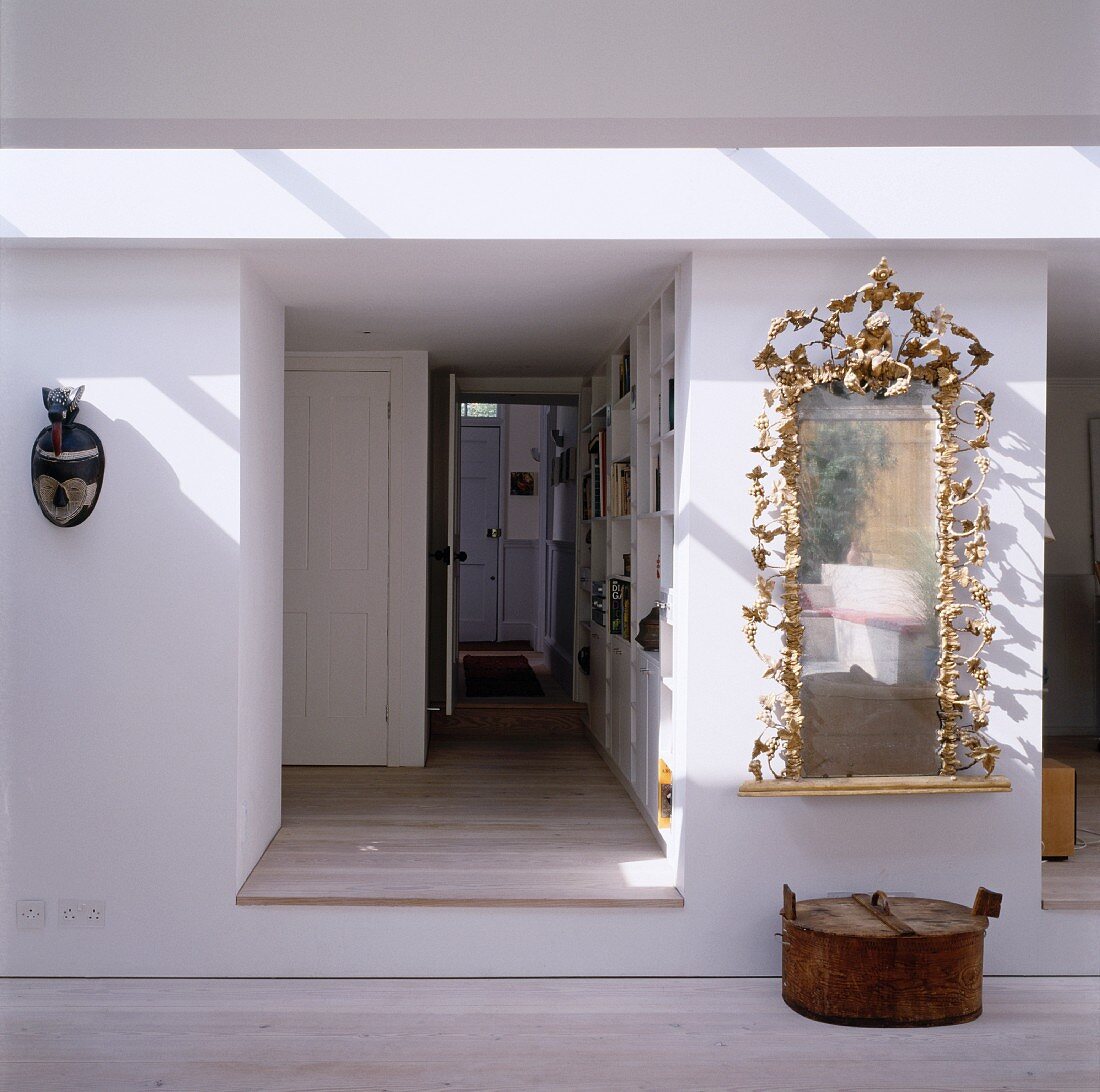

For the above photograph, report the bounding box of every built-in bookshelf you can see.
[575,273,679,844]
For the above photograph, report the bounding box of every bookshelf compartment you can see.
[578,270,679,845]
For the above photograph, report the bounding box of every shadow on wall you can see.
[6,389,242,925]
[695,379,1044,774]
[677,377,1047,969]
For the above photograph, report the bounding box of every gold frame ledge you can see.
[738,775,1012,797]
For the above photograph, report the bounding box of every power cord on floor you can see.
[1074,826,1100,850]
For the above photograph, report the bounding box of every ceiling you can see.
[4,2,1097,148]
[242,239,1100,377]
[249,240,689,374]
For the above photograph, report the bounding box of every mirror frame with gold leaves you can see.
[739,259,1010,797]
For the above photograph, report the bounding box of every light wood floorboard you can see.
[237,708,680,907]
[1043,735,1100,910]
[3,977,1096,1092]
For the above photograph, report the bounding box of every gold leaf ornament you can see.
[741,258,1000,782]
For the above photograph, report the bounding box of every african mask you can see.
[31,385,106,527]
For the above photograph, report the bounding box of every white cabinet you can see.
[580,272,678,837]
[646,659,662,816]
[611,641,631,776]
[589,631,609,750]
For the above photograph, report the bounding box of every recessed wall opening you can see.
[454,397,577,706]
[237,268,684,908]
[1042,413,1100,911]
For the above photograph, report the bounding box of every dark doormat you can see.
[463,655,545,698]
[460,640,534,652]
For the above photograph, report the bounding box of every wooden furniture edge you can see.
[738,775,1012,797]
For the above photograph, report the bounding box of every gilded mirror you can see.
[740,259,1008,795]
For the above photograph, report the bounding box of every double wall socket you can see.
[59,900,105,927]
[16,900,46,929]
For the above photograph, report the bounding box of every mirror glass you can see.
[797,384,940,776]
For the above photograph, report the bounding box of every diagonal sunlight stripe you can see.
[720,148,874,238]
[237,149,390,238]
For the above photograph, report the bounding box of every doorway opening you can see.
[455,397,580,707]
[238,364,680,908]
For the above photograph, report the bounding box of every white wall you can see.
[1043,380,1100,733]
[3,1,1095,147]
[236,264,286,883]
[503,404,540,541]
[5,149,1099,242]
[548,405,579,543]
[4,246,1096,977]
[0,248,248,970]
[498,404,541,645]
[544,405,579,691]
[681,247,1096,976]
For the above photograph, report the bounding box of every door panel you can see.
[283,370,390,765]
[458,425,501,643]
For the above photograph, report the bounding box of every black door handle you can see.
[430,547,468,564]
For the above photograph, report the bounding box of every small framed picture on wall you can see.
[510,471,536,496]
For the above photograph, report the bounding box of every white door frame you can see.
[286,352,430,766]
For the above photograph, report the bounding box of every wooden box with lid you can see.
[780,884,1002,1027]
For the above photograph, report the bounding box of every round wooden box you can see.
[780,885,1002,1027]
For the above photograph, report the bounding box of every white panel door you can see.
[284,370,390,765]
[458,425,501,643]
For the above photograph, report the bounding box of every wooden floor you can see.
[5,977,1097,1091]
[237,708,680,906]
[1043,735,1100,910]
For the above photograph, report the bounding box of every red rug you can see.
[463,655,545,698]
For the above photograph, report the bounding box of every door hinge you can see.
[385,703,389,722]
[387,401,392,419]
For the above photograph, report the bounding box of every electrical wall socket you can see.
[58,900,105,928]
[17,900,46,929]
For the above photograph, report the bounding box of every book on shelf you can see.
[618,353,631,400]
[654,454,661,512]
[609,459,632,516]
[587,429,607,518]
[609,577,631,638]
[667,377,675,432]
[581,472,593,521]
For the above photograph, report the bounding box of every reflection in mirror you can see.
[797,385,940,776]
[741,259,1005,793]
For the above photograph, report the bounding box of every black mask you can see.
[31,385,106,527]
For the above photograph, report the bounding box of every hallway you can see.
[237,707,680,907]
